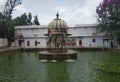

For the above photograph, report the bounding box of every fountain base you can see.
[38,50,77,60]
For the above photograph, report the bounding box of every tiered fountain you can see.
[38,13,77,61]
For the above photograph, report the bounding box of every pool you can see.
[0,51,120,82]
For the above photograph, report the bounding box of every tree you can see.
[96,0,120,45]
[12,13,28,26]
[0,12,5,37]
[3,0,22,33]
[0,0,22,46]
[33,15,40,25]
[27,12,32,25]
[12,13,40,26]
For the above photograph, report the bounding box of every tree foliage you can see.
[33,15,40,25]
[27,12,32,25]
[96,0,120,35]
[0,0,41,47]
[0,0,22,38]
[12,13,28,26]
[12,13,40,26]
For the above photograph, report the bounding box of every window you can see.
[93,39,96,43]
[62,39,66,46]
[79,40,82,45]
[18,40,22,47]
[71,39,76,46]
[35,40,37,46]
[67,39,70,46]
[27,41,30,46]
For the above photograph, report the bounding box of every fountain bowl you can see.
[38,50,77,61]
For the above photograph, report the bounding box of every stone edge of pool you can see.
[0,48,120,54]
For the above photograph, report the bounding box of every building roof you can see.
[15,24,98,30]
[15,25,48,29]
[75,24,97,27]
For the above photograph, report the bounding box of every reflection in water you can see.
[65,59,75,62]
[0,52,48,82]
[51,60,58,62]
[92,69,120,82]
[40,59,48,62]
[47,62,69,82]
[0,51,120,82]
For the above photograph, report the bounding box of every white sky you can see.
[0,0,102,26]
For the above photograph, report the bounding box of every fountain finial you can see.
[56,11,59,19]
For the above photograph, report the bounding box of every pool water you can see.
[0,51,120,82]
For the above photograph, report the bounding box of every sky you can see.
[0,0,102,26]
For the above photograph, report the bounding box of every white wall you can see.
[0,38,8,47]
[15,26,47,48]
[67,36,104,48]
[14,25,108,48]
[82,37,103,48]
[68,27,97,36]
[68,26,105,48]
[22,38,47,48]
[15,27,47,38]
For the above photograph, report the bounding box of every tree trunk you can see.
[117,38,120,49]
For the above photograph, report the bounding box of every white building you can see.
[14,24,112,48]
[15,25,47,48]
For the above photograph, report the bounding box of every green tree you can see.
[27,12,32,25]
[12,13,39,26]
[12,13,28,26]
[96,0,120,44]
[0,12,5,37]
[0,0,22,46]
[33,15,40,25]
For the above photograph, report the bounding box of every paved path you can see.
[0,47,20,52]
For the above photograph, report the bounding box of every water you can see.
[0,51,120,82]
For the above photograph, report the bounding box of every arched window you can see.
[79,40,82,45]
[27,41,30,46]
[71,39,76,46]
[35,40,37,46]
[93,39,96,43]
[62,39,66,46]
[18,40,22,47]
[67,39,70,46]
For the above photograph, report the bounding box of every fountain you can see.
[38,12,77,61]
